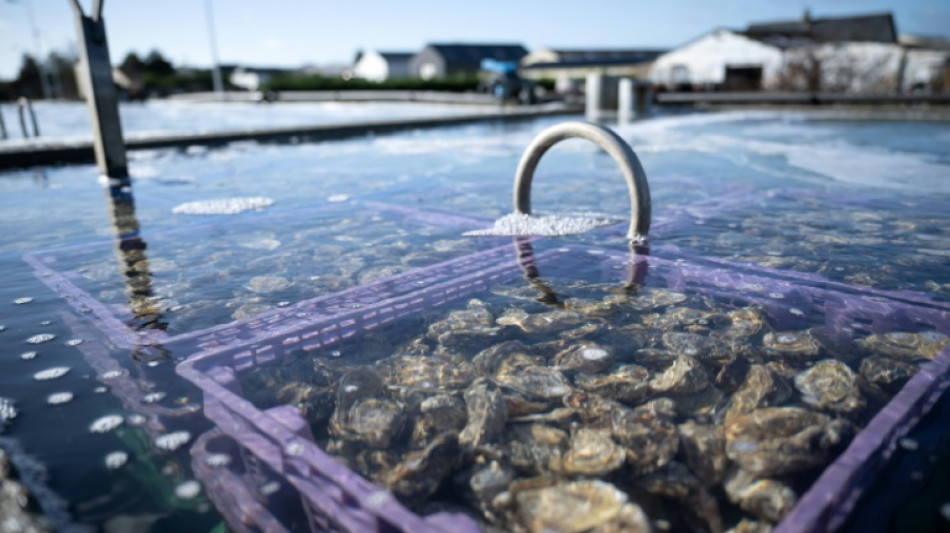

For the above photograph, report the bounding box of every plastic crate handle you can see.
[513,121,652,244]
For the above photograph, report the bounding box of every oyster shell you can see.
[459,459,516,523]
[610,403,679,475]
[552,342,614,374]
[724,407,853,476]
[505,423,569,475]
[761,331,821,360]
[410,394,468,449]
[794,360,865,414]
[724,308,766,339]
[512,479,636,533]
[497,308,587,335]
[331,397,407,449]
[427,299,500,349]
[573,364,651,405]
[725,365,793,421]
[857,331,948,361]
[382,432,459,504]
[724,469,797,523]
[377,355,475,393]
[649,356,710,396]
[859,356,918,393]
[628,287,687,310]
[678,421,728,487]
[557,428,625,477]
[459,379,508,453]
[662,332,732,365]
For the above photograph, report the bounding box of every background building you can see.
[409,43,528,79]
[352,50,413,82]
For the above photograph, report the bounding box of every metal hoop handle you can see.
[513,121,651,243]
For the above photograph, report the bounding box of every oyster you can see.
[246,275,292,294]
[512,479,639,533]
[459,379,508,453]
[382,432,459,504]
[715,356,751,394]
[563,294,628,317]
[497,308,587,335]
[276,381,335,424]
[724,469,797,523]
[628,287,687,310]
[724,308,766,339]
[377,355,475,393]
[649,356,710,396]
[662,332,732,364]
[552,342,614,374]
[331,397,407,449]
[459,459,516,523]
[639,461,723,533]
[573,364,651,405]
[644,306,723,333]
[725,365,793,421]
[410,394,468,449]
[610,403,679,475]
[725,519,773,533]
[505,423,569,475]
[761,331,821,360]
[557,428,625,477]
[857,331,948,361]
[794,360,865,414]
[427,299,500,349]
[859,356,918,393]
[678,421,728,487]
[495,365,573,414]
[724,407,853,476]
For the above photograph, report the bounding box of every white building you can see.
[352,51,413,82]
[650,29,784,90]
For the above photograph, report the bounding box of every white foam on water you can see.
[327,194,350,203]
[26,333,56,344]
[464,212,620,237]
[172,197,274,215]
[47,392,74,405]
[155,430,191,451]
[20,351,37,360]
[174,480,201,499]
[33,367,69,380]
[105,451,129,470]
[90,415,124,433]
[0,398,16,423]
[14,297,33,305]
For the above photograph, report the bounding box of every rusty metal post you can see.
[69,0,128,179]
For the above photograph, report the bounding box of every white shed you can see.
[353,51,413,82]
[650,29,784,90]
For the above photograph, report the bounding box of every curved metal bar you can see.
[513,121,651,243]
[92,0,104,20]
[67,0,84,16]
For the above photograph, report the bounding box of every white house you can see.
[649,29,785,90]
[352,51,413,82]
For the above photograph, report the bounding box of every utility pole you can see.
[204,0,225,97]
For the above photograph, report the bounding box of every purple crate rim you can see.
[178,239,950,533]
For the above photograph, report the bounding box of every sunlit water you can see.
[0,108,948,531]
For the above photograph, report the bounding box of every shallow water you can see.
[0,109,949,532]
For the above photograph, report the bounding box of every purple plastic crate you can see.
[22,200,494,353]
[177,238,950,533]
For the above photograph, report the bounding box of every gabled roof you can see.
[378,52,414,62]
[745,12,896,44]
[522,49,666,69]
[425,43,529,65]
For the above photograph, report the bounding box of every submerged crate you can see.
[177,238,950,533]
[22,200,496,352]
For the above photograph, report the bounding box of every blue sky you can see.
[1,0,949,79]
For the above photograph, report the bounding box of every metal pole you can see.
[0,106,7,140]
[204,0,225,97]
[70,0,128,178]
[16,97,38,138]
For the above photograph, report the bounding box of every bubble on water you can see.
[172,197,274,216]
[26,333,56,344]
[105,451,128,470]
[0,398,16,423]
[277,301,291,308]
[331,350,342,358]
[328,194,350,203]
[769,292,784,299]
[581,348,609,361]
[174,480,201,499]
[259,481,280,497]
[14,297,33,305]
[899,438,919,451]
[90,415,124,433]
[33,366,69,380]
[285,443,304,456]
[940,502,950,523]
[126,414,146,426]
[366,491,388,508]
[147,361,160,368]
[0,325,5,332]
[94,386,108,394]
[205,453,232,468]
[65,339,84,347]
[155,431,191,452]
[789,308,804,317]
[47,392,74,405]
[40,320,52,326]
[142,392,166,404]
[464,212,619,237]
[101,370,125,380]
[20,351,37,360]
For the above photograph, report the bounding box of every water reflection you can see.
[103,176,169,357]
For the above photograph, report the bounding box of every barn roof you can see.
[426,43,529,66]
[745,12,897,45]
